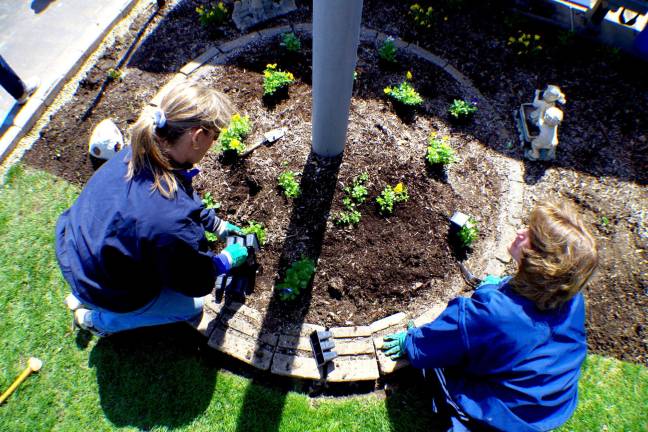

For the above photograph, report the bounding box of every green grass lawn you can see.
[0,165,646,431]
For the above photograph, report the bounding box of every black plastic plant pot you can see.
[262,86,289,107]
[392,100,417,123]
[426,162,449,182]
[310,330,338,369]
[219,149,239,165]
[448,112,475,126]
[450,211,471,231]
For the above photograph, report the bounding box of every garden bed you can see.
[21,0,646,364]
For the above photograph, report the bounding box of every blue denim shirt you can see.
[404,277,586,432]
[55,146,230,312]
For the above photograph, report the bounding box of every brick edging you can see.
[165,24,525,382]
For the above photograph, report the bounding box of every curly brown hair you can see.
[510,201,598,310]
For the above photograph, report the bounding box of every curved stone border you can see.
[166,24,525,382]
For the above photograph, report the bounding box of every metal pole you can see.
[312,0,364,157]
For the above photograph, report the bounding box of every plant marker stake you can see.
[0,357,42,405]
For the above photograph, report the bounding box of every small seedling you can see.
[217,113,251,154]
[202,192,221,210]
[107,68,122,81]
[278,170,301,198]
[196,1,228,28]
[448,99,478,120]
[276,257,316,301]
[334,172,369,227]
[376,182,409,216]
[426,134,456,166]
[458,217,479,248]
[378,36,397,63]
[263,64,295,96]
[242,220,267,246]
[384,72,423,107]
[281,32,301,52]
[507,32,542,55]
[205,231,218,242]
[600,216,610,227]
[410,3,434,28]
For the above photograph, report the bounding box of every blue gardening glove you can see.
[382,321,415,360]
[216,221,243,240]
[221,244,248,268]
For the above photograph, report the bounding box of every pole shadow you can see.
[234,149,342,432]
[88,323,218,430]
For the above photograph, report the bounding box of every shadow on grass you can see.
[88,324,217,430]
[384,368,450,432]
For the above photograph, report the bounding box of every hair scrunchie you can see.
[152,108,167,129]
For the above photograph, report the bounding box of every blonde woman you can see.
[382,201,598,431]
[56,81,247,336]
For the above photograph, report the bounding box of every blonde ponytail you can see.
[126,81,233,199]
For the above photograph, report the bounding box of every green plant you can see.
[205,231,218,242]
[457,217,479,248]
[378,36,397,63]
[106,68,122,81]
[448,99,478,120]
[196,1,228,28]
[426,134,456,166]
[263,63,295,96]
[507,32,542,55]
[217,113,251,154]
[410,3,434,28]
[384,73,423,107]
[202,192,221,210]
[278,170,301,198]
[276,257,316,301]
[556,30,576,47]
[242,220,266,246]
[376,182,409,216]
[334,173,369,226]
[280,32,301,52]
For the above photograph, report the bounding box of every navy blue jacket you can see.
[55,147,230,312]
[405,278,586,432]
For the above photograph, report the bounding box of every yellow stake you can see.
[0,357,42,405]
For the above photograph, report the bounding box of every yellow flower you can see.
[384,87,392,94]
[266,63,277,69]
[230,139,241,149]
[534,34,540,40]
[264,71,271,78]
[394,183,404,194]
[406,71,413,80]
[231,113,241,122]
[287,72,294,80]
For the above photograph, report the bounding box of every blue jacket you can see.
[404,277,586,431]
[55,147,230,312]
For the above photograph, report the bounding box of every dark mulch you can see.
[21,0,647,364]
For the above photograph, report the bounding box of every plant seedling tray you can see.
[215,233,261,300]
[310,330,338,376]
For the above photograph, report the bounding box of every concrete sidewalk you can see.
[0,0,139,161]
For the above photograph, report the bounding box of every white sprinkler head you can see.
[88,119,124,160]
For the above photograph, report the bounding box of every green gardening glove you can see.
[216,221,243,241]
[382,331,407,359]
[221,244,248,268]
[381,321,415,360]
[225,222,243,235]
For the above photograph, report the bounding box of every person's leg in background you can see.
[0,55,38,103]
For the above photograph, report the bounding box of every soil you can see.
[21,0,647,364]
